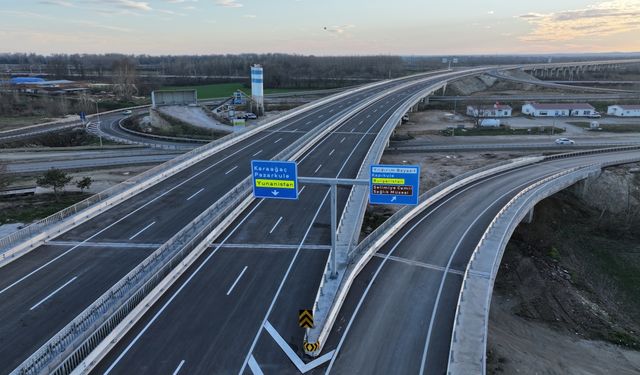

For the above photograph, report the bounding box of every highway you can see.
[0,71,456,374]
[320,149,640,375]
[85,71,478,375]
[3,148,181,174]
[491,69,640,94]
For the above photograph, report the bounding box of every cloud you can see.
[216,0,242,7]
[243,14,256,18]
[98,0,152,11]
[72,20,132,33]
[39,0,74,7]
[487,10,494,15]
[518,0,640,42]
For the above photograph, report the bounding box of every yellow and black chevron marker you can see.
[298,309,314,328]
[304,341,319,352]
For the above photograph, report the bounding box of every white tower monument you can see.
[251,64,264,116]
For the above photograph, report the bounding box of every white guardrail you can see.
[446,152,640,375]
[304,67,507,354]
[0,74,414,268]
[10,71,449,375]
[305,144,640,356]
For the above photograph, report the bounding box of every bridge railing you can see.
[0,76,404,266]
[10,72,451,375]
[447,153,640,375]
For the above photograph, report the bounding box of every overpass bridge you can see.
[1,59,639,375]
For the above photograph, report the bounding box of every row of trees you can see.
[1,53,408,88]
[35,169,92,201]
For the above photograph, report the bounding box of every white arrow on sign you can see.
[391,196,397,202]
[271,190,279,196]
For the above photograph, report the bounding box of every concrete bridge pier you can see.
[523,207,535,224]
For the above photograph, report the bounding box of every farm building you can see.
[466,104,512,118]
[607,105,640,117]
[521,103,597,117]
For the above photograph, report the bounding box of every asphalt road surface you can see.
[320,149,640,375]
[88,72,480,375]
[0,71,452,373]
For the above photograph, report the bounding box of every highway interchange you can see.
[0,70,463,374]
[1,62,640,375]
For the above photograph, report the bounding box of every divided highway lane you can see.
[89,74,456,374]
[0,76,435,374]
[321,150,640,375]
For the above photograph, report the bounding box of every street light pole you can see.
[94,100,102,147]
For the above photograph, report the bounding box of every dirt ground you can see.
[487,177,640,375]
[489,295,640,375]
[381,150,538,192]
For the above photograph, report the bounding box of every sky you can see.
[0,0,639,55]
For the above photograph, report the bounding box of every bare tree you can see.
[112,58,138,100]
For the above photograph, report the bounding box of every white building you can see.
[607,105,640,117]
[521,103,597,117]
[466,104,512,118]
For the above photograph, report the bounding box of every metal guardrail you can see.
[389,142,640,153]
[304,67,507,353]
[116,118,209,144]
[447,150,640,375]
[10,72,447,375]
[0,75,405,260]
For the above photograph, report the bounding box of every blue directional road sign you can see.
[251,160,299,200]
[369,164,420,205]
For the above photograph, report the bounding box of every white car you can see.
[121,110,133,115]
[555,138,575,145]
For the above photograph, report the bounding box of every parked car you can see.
[555,138,575,145]
[244,113,257,120]
[121,109,132,115]
[401,114,409,123]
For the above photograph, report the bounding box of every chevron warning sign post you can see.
[304,341,319,352]
[299,309,314,328]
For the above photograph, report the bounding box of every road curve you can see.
[321,149,640,375]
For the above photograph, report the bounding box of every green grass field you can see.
[160,83,309,99]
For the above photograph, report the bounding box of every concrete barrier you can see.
[0,73,422,268]
[447,153,640,375]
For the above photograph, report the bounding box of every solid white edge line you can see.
[102,202,265,375]
[248,355,264,375]
[30,276,78,311]
[323,170,521,374]
[0,125,279,296]
[172,360,185,375]
[226,266,248,296]
[269,217,284,234]
[186,188,205,201]
[238,191,330,375]
[129,221,156,240]
[418,179,538,374]
[100,84,384,373]
[240,86,398,374]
